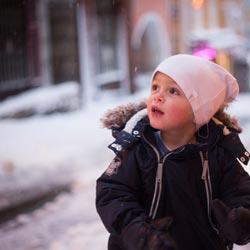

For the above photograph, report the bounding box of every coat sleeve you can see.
[96,146,148,235]
[212,150,250,245]
[219,150,250,208]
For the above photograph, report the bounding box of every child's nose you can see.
[154,92,164,102]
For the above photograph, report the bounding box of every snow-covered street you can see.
[0,84,249,250]
[0,180,109,250]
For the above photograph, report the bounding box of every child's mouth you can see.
[151,106,164,116]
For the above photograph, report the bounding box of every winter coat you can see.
[96,102,250,250]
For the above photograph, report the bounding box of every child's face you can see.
[147,72,195,132]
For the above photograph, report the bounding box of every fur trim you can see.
[100,100,242,133]
[100,100,146,129]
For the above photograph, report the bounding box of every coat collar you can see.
[108,115,213,155]
[108,115,249,166]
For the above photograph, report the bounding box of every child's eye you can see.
[169,87,180,95]
[151,84,158,91]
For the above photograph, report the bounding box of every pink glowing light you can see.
[192,47,217,60]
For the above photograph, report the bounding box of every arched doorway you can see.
[132,12,171,88]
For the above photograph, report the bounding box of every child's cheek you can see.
[165,103,190,122]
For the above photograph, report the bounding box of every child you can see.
[96,54,250,250]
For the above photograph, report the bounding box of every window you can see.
[132,14,169,74]
[49,0,79,84]
[0,0,27,89]
[96,0,119,74]
[95,0,128,91]
[138,21,163,72]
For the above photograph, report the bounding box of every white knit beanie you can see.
[152,54,239,130]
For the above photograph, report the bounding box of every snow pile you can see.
[188,28,245,50]
[0,85,148,212]
[0,82,80,119]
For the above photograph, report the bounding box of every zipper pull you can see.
[202,159,209,180]
[156,162,163,183]
[200,151,209,180]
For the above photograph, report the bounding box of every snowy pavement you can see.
[0,176,109,250]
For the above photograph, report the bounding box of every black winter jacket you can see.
[96,110,250,250]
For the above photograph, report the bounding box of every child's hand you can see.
[211,199,250,245]
[121,216,177,250]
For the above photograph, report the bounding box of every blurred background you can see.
[0,0,249,249]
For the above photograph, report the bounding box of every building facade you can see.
[0,0,176,102]
[0,0,249,102]
[177,0,250,91]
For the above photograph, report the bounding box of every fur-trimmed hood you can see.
[100,100,242,133]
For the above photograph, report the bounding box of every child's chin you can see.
[149,120,164,130]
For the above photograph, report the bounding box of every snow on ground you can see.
[0,83,148,174]
[0,180,109,250]
[0,85,148,250]
[0,82,80,118]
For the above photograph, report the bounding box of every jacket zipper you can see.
[199,151,220,235]
[142,134,185,219]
